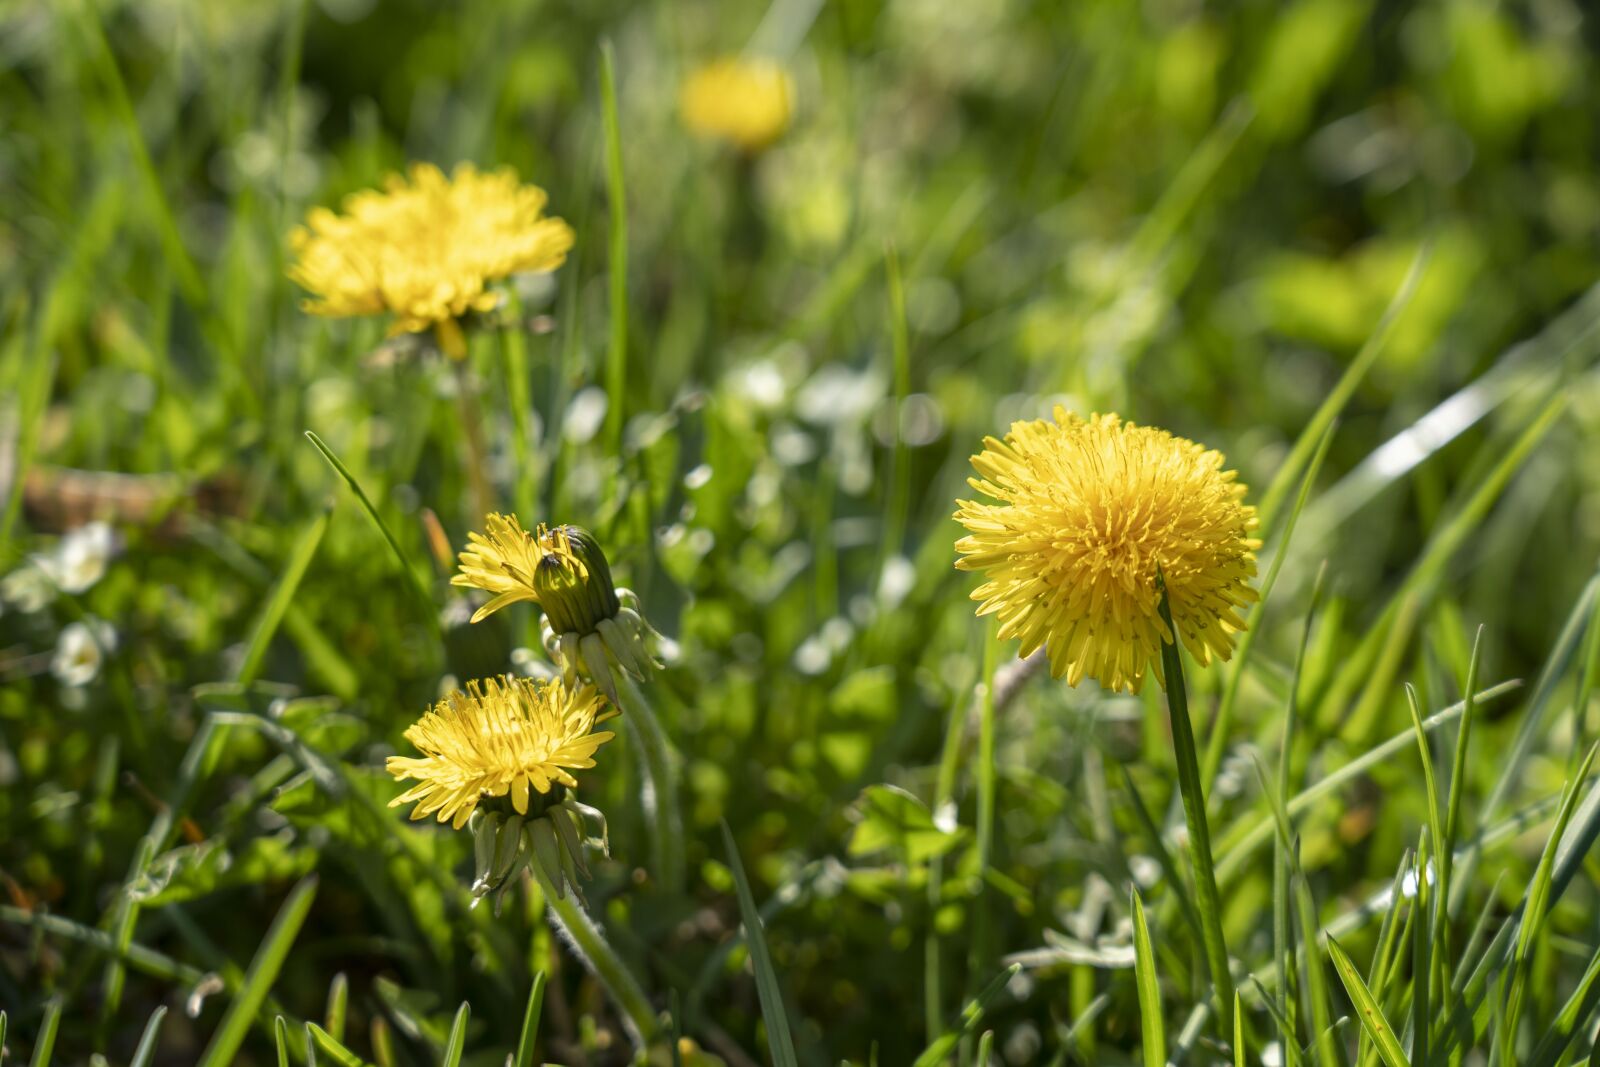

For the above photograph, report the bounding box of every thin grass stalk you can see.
[1157,578,1234,1038]
[618,673,686,893]
[530,862,658,1050]
[600,41,628,459]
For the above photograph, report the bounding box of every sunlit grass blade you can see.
[976,1030,994,1065]
[1408,835,1431,1067]
[441,1002,469,1067]
[1507,742,1598,1037]
[306,1024,366,1067]
[1255,244,1428,535]
[276,1017,291,1067]
[1131,889,1165,1067]
[1292,865,1342,1067]
[26,998,60,1067]
[196,875,319,1067]
[721,820,799,1067]
[235,505,329,686]
[324,973,348,1042]
[880,242,911,570]
[1216,679,1522,880]
[1234,991,1246,1067]
[1332,394,1564,740]
[130,1006,167,1067]
[1439,626,1482,934]
[1328,937,1411,1067]
[1528,942,1600,1067]
[912,964,1021,1067]
[1204,422,1335,786]
[513,971,547,1067]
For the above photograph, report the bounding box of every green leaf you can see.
[847,784,966,865]
[1131,889,1165,1067]
[1327,937,1411,1067]
[197,875,319,1067]
[128,834,318,907]
[513,972,547,1067]
[721,821,799,1067]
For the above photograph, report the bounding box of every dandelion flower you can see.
[954,408,1259,693]
[386,674,614,830]
[680,57,795,152]
[288,162,573,358]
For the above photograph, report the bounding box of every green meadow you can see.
[5,0,1600,1064]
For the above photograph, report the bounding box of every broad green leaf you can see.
[847,784,966,865]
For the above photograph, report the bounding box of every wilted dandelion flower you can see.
[954,409,1259,693]
[680,57,795,152]
[288,162,573,358]
[453,514,660,705]
[387,674,614,829]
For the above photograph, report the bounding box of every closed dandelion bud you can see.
[452,513,662,705]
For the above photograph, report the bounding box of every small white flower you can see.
[0,564,54,614]
[52,618,117,687]
[42,521,117,595]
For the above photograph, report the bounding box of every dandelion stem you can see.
[618,673,686,894]
[452,358,495,522]
[530,862,658,1050]
[1157,578,1234,1039]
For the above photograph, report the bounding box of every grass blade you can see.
[303,431,438,636]
[1328,938,1411,1067]
[306,1024,366,1067]
[513,971,547,1067]
[1255,244,1428,535]
[1131,889,1166,1067]
[276,1017,291,1067]
[197,875,319,1067]
[600,40,628,457]
[130,1006,167,1067]
[442,1002,469,1067]
[324,973,348,1042]
[912,964,1021,1067]
[235,506,329,686]
[26,998,61,1067]
[721,820,799,1067]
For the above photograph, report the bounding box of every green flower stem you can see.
[618,673,686,894]
[1157,581,1234,1039]
[530,862,658,1050]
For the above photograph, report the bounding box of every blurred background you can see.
[3,0,1600,1062]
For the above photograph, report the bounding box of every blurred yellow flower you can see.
[288,162,573,357]
[451,514,589,624]
[954,409,1259,693]
[680,57,795,151]
[387,675,614,830]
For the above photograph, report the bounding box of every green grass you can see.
[5,0,1600,1064]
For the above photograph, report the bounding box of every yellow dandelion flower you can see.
[679,57,795,152]
[451,514,590,624]
[287,162,573,357]
[954,408,1259,694]
[387,675,614,830]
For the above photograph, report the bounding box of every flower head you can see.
[954,409,1259,693]
[386,674,614,830]
[452,515,598,625]
[680,57,795,152]
[288,162,573,357]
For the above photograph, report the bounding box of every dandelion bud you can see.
[452,513,662,705]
